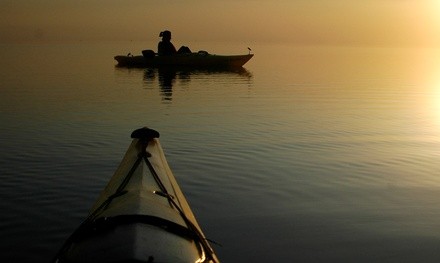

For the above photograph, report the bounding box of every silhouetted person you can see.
[157,30,191,56]
[158,31,176,56]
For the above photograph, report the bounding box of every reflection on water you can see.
[115,66,253,102]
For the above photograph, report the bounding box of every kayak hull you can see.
[54,128,219,263]
[62,223,203,263]
[115,53,253,68]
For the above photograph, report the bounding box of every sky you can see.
[1,0,440,47]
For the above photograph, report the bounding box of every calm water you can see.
[2,41,440,262]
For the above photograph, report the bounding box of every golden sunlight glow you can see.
[422,55,440,130]
[430,82,440,129]
[422,1,440,43]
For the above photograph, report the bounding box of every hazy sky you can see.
[1,0,440,46]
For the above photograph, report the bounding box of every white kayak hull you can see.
[54,128,219,263]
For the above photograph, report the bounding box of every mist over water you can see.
[1,41,440,262]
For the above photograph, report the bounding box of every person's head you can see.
[159,30,172,41]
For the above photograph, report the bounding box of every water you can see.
[1,41,440,262]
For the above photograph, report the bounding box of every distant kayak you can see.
[54,127,220,263]
[115,50,253,68]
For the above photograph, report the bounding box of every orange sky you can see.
[1,0,439,46]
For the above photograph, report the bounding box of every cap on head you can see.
[159,30,171,39]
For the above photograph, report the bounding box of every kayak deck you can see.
[54,128,219,263]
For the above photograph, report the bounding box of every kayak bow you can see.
[54,128,219,263]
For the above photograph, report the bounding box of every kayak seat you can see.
[142,50,156,59]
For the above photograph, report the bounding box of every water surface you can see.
[1,42,440,262]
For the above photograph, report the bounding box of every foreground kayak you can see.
[54,128,219,263]
[115,52,253,68]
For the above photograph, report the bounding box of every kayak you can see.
[54,127,219,263]
[115,51,253,68]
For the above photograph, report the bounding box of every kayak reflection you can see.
[140,67,253,102]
